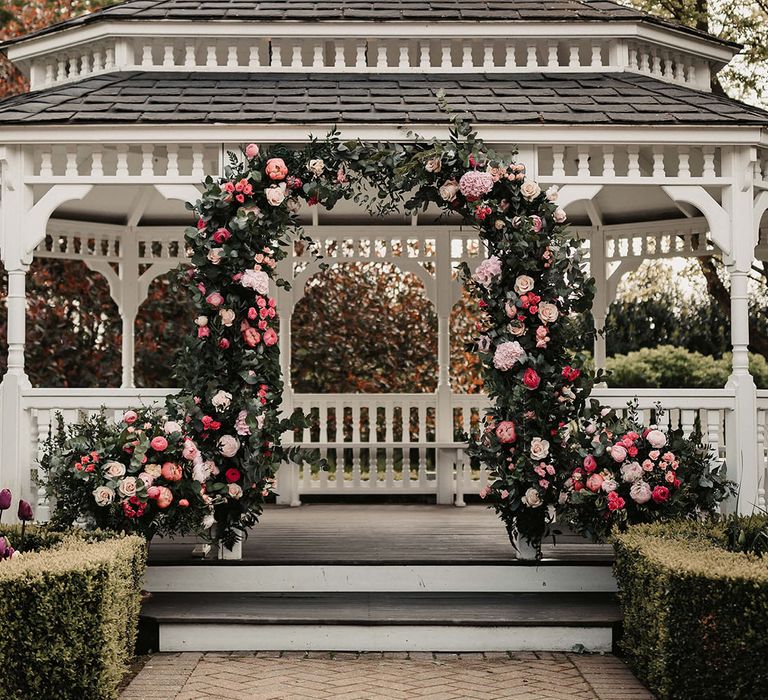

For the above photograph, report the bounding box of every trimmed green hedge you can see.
[0,530,146,700]
[605,346,768,389]
[614,521,768,699]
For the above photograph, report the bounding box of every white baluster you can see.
[39,149,53,177]
[639,50,650,73]
[399,45,410,68]
[312,43,324,68]
[591,44,602,67]
[163,45,175,67]
[577,149,590,178]
[441,44,452,68]
[192,147,205,178]
[81,53,91,75]
[68,54,79,78]
[377,45,388,69]
[627,145,640,177]
[526,44,538,68]
[65,148,78,177]
[90,149,104,177]
[674,58,685,83]
[663,55,674,80]
[483,44,494,69]
[547,43,558,68]
[651,52,662,78]
[568,44,580,68]
[652,148,665,178]
[334,44,346,68]
[44,63,55,86]
[628,47,638,70]
[248,45,261,68]
[356,43,367,68]
[602,146,615,177]
[226,46,238,68]
[504,44,516,68]
[552,146,565,178]
[184,44,196,68]
[142,44,154,67]
[105,46,115,70]
[56,58,67,81]
[166,144,179,177]
[677,147,690,178]
[462,44,473,68]
[141,144,154,177]
[290,45,302,68]
[206,45,218,67]
[702,146,716,179]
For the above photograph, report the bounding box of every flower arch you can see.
[169,117,597,549]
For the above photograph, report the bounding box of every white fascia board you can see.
[0,124,764,146]
[5,19,737,63]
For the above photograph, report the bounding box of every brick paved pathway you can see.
[120,651,654,700]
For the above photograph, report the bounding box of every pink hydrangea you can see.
[459,170,494,202]
[472,256,502,288]
[493,341,526,371]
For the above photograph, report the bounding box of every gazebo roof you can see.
[0,0,739,50]
[0,71,765,127]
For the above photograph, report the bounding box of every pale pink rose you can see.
[529,215,543,233]
[514,275,535,295]
[138,472,154,488]
[241,269,270,294]
[206,292,224,308]
[163,421,182,434]
[665,470,676,483]
[586,473,604,492]
[118,477,138,498]
[93,486,115,507]
[520,180,541,201]
[663,451,675,462]
[245,143,260,159]
[530,437,550,460]
[473,256,502,288]
[227,483,243,499]
[493,341,526,371]
[642,459,654,471]
[500,489,509,499]
[219,309,236,327]
[522,487,543,508]
[307,158,325,176]
[646,429,667,449]
[211,390,233,410]
[145,463,162,478]
[182,440,200,461]
[621,461,644,483]
[103,461,126,479]
[545,185,559,202]
[553,207,567,224]
[508,320,526,337]
[207,248,224,265]
[610,444,628,463]
[218,435,240,458]
[195,315,208,327]
[630,480,652,504]
[538,302,559,324]
[425,156,442,173]
[535,325,550,348]
[438,179,460,202]
[649,450,660,461]
[265,183,287,206]
[459,170,494,201]
[123,410,138,425]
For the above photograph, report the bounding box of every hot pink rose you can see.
[150,436,169,452]
[652,485,670,503]
[522,368,540,390]
[265,158,288,180]
[212,227,231,243]
[583,455,597,473]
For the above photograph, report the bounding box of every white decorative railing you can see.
[757,390,768,509]
[21,387,744,516]
[26,36,708,91]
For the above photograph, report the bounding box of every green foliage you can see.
[613,520,768,699]
[0,531,146,700]
[605,345,768,388]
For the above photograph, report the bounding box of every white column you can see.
[589,226,608,376]
[119,229,139,388]
[435,233,455,504]
[0,146,35,518]
[722,146,759,513]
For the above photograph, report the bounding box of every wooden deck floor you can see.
[148,505,611,564]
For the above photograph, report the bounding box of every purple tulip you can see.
[17,500,33,522]
[0,489,11,511]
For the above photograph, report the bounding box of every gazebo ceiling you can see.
[1,71,765,126]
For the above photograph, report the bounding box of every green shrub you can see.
[606,345,768,389]
[0,534,146,700]
[613,521,768,699]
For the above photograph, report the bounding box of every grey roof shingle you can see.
[0,1,738,50]
[0,72,765,126]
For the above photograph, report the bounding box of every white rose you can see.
[514,275,535,295]
[93,486,115,507]
[218,435,240,458]
[538,302,559,324]
[118,477,138,498]
[307,158,325,177]
[163,421,182,434]
[265,183,287,206]
[646,429,667,449]
[195,315,208,327]
[522,487,543,508]
[145,463,162,478]
[553,207,567,224]
[439,179,460,202]
[520,180,541,201]
[218,309,236,327]
[228,483,243,500]
[240,269,270,294]
[286,198,301,214]
[207,248,224,265]
[202,514,216,530]
[530,438,550,461]
[425,156,442,173]
[508,321,526,337]
[102,461,126,479]
[545,185,559,202]
[211,390,233,411]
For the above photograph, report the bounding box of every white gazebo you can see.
[1,0,768,519]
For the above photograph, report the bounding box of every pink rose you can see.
[586,473,604,493]
[150,436,169,452]
[123,410,138,425]
[646,429,667,449]
[206,292,224,308]
[245,143,260,159]
[263,327,278,346]
[583,455,597,473]
[495,421,517,444]
[652,485,670,504]
[529,215,543,233]
[212,227,231,243]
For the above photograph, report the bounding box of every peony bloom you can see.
[538,302,559,324]
[472,256,502,288]
[493,341,526,371]
[652,485,670,504]
[218,435,240,458]
[219,309,236,327]
[161,462,183,482]
[602,478,619,493]
[610,444,628,463]
[182,440,200,461]
[103,461,126,479]
[265,158,288,180]
[514,275,535,295]
[438,179,460,202]
[530,437,550,460]
[495,421,517,444]
[93,486,115,507]
[123,410,138,425]
[163,421,182,434]
[145,463,162,478]
[211,390,233,411]
[150,436,169,452]
[206,292,224,308]
[156,486,174,509]
[192,460,213,483]
[522,487,543,508]
[520,180,541,201]
[241,269,270,294]
[265,183,287,206]
[620,461,644,483]
[459,170,494,202]
[586,473,604,493]
[522,368,541,390]
[646,429,667,449]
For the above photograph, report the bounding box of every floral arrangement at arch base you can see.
[40,114,733,553]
